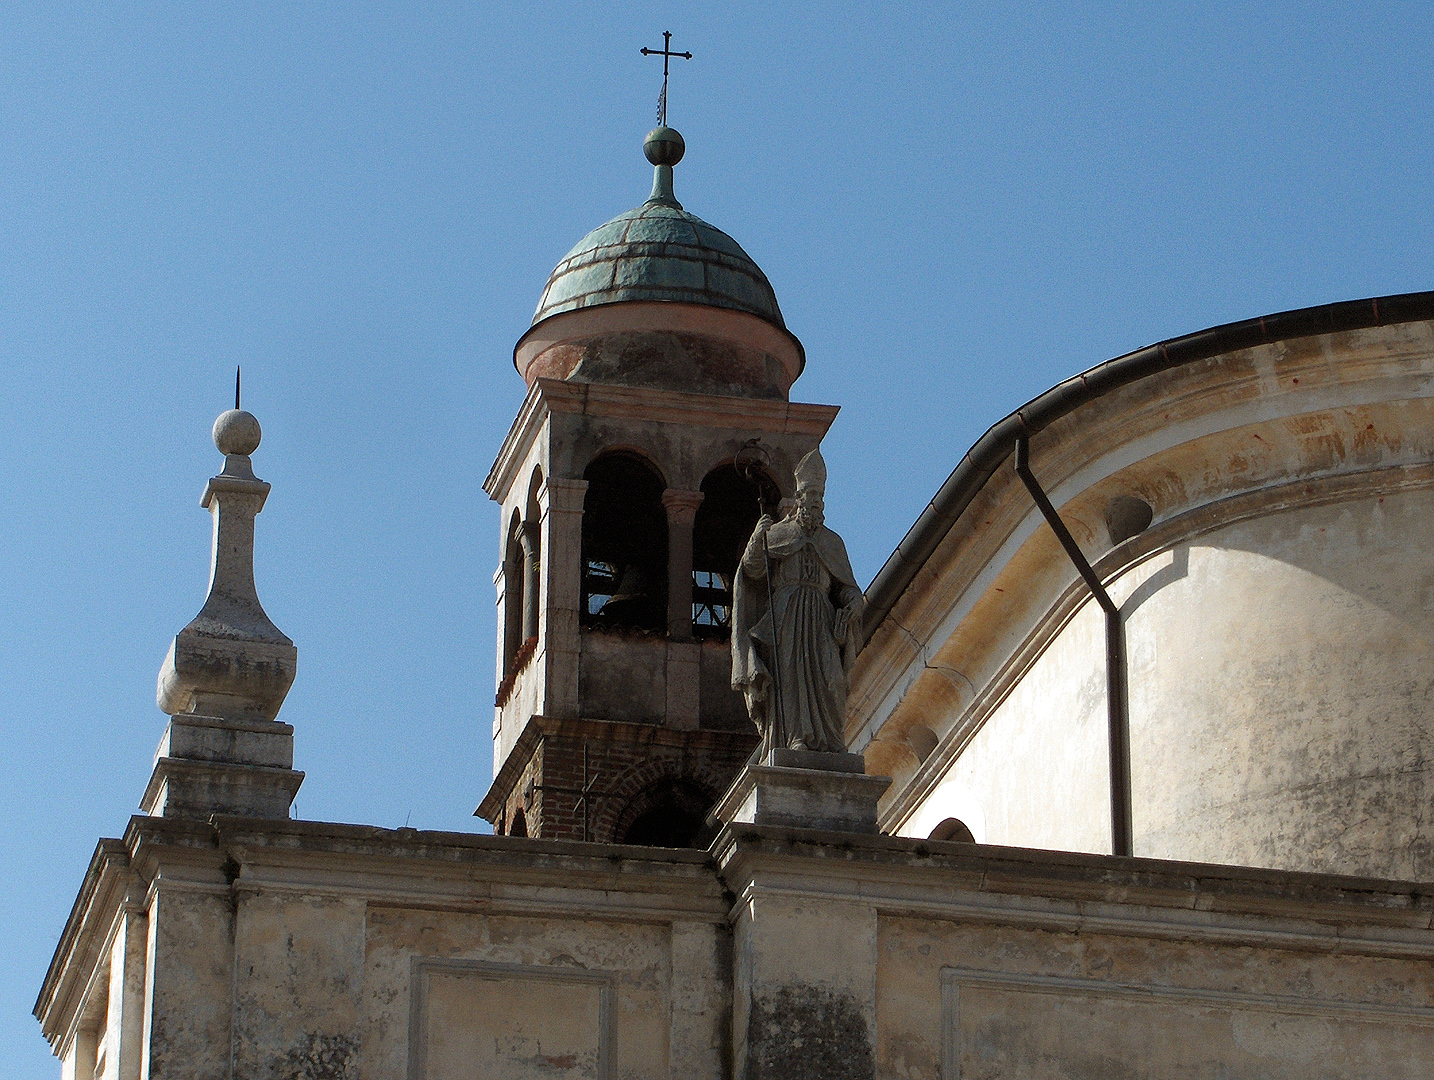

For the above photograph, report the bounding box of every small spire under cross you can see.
[640,30,692,127]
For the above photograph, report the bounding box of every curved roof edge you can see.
[862,289,1434,645]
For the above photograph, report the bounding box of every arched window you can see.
[581,452,668,632]
[928,818,975,844]
[508,807,528,838]
[616,778,713,848]
[502,510,525,672]
[691,463,779,639]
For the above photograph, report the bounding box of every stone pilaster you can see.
[540,476,588,720]
[663,488,705,730]
[713,751,892,1077]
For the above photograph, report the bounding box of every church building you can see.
[35,116,1434,1080]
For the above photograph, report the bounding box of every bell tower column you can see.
[662,488,705,641]
[520,520,541,642]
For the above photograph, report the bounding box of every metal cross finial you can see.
[640,30,692,127]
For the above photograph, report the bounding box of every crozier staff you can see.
[730,449,865,755]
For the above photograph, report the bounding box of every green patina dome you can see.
[531,129,785,330]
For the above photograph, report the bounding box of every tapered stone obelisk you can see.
[144,404,302,819]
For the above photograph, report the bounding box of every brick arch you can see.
[591,754,730,845]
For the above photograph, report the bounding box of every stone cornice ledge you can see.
[485,378,551,498]
[712,826,1434,957]
[484,378,839,501]
[33,839,139,1050]
[863,293,1434,645]
[121,815,728,921]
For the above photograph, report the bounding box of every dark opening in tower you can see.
[581,451,668,633]
[691,463,780,640]
[615,778,714,848]
[502,510,525,671]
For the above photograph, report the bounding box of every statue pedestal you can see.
[712,748,891,834]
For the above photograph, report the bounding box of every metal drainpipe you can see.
[1014,435,1134,857]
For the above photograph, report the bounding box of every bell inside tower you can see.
[580,451,669,633]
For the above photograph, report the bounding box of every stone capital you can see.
[542,476,589,514]
[518,520,540,559]
[662,487,705,524]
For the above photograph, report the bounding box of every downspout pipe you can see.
[1013,435,1134,858]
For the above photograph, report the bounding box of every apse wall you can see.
[902,486,1434,880]
[854,314,1434,882]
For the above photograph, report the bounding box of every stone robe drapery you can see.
[731,517,864,754]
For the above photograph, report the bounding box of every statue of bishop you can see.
[731,449,865,755]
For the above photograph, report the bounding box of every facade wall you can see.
[39,821,732,1080]
[40,819,1434,1080]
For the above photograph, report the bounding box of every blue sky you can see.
[3,3,1430,1073]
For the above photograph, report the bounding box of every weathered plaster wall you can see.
[40,821,733,1080]
[365,908,677,1080]
[141,886,234,1079]
[877,914,1434,1080]
[1130,487,1434,877]
[903,594,1112,855]
[232,891,367,1079]
[896,485,1434,879]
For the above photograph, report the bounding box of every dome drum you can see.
[516,301,803,398]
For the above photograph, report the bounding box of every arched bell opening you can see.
[581,451,669,633]
[502,509,526,673]
[614,777,715,848]
[691,463,780,640]
[522,467,543,643]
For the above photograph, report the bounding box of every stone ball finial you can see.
[213,409,262,456]
[644,126,685,167]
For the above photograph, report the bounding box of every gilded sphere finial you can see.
[213,409,262,456]
[644,126,685,167]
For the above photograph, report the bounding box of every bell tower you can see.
[476,126,838,844]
